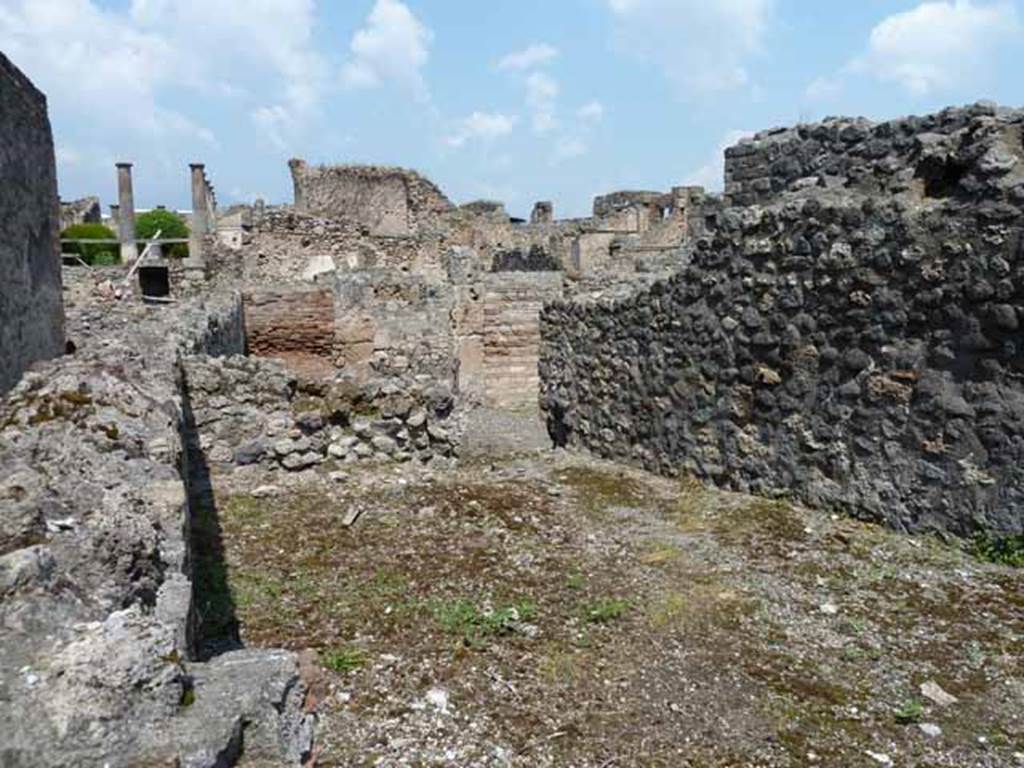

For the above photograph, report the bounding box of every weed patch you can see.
[582,598,629,624]
[969,534,1024,568]
[433,598,538,647]
[324,647,367,675]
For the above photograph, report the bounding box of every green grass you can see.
[582,597,629,624]
[323,647,367,675]
[894,699,924,724]
[969,533,1024,567]
[433,598,537,647]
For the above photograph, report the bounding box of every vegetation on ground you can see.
[60,222,119,266]
[970,533,1024,567]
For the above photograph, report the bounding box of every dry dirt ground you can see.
[195,448,1024,768]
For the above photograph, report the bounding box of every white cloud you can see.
[684,129,753,191]
[848,0,1020,95]
[804,75,842,102]
[0,0,193,136]
[55,144,82,169]
[341,0,433,101]
[577,100,605,122]
[550,136,588,165]
[607,0,772,94]
[526,71,560,134]
[0,0,324,158]
[496,43,559,71]
[445,112,518,148]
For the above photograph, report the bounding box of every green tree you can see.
[60,223,119,266]
[136,209,190,259]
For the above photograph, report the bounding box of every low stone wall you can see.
[0,53,64,394]
[542,108,1024,537]
[0,291,313,766]
[184,355,460,471]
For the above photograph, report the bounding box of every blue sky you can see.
[1,0,1022,218]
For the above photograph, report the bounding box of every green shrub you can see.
[970,533,1024,567]
[136,209,190,259]
[60,223,119,266]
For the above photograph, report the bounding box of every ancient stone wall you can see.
[0,289,313,765]
[227,206,448,283]
[724,102,1024,206]
[542,106,1024,536]
[184,354,460,470]
[334,270,458,390]
[59,196,101,230]
[481,273,563,409]
[207,161,717,418]
[289,160,453,236]
[243,288,336,378]
[0,53,64,393]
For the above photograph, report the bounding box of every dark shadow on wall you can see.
[180,377,242,661]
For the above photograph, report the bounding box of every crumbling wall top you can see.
[593,190,669,218]
[288,159,454,236]
[724,101,1024,206]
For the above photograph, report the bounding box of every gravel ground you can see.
[200,451,1024,767]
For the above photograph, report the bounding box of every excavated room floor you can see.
[196,451,1023,768]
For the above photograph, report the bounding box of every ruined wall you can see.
[334,271,458,389]
[224,207,448,284]
[481,273,563,408]
[289,160,453,236]
[542,107,1024,537]
[184,354,460,470]
[243,288,336,379]
[724,102,1024,206]
[59,196,101,230]
[0,53,64,393]
[0,290,313,765]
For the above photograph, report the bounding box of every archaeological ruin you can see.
[0,53,64,394]
[1,50,1023,768]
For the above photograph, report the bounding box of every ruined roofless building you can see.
[2,33,1023,762]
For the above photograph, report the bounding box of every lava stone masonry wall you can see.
[542,109,1024,537]
[0,53,64,393]
[725,102,1024,207]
